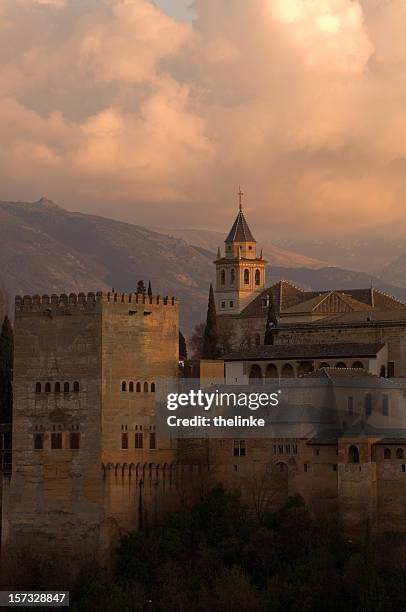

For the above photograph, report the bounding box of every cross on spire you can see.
[238,185,244,212]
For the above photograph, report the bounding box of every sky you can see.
[1,0,406,238]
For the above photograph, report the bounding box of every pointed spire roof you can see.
[225,187,255,243]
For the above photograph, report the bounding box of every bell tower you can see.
[215,188,267,315]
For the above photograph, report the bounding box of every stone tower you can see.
[215,189,266,314]
[2,291,179,561]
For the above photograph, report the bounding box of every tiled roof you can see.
[223,342,385,361]
[324,309,406,324]
[239,281,406,320]
[282,291,372,315]
[225,211,255,243]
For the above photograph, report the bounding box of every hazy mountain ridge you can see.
[2,199,406,335]
[157,227,329,269]
[0,198,214,333]
[271,238,406,274]
[379,253,406,289]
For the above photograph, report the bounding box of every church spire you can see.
[225,187,255,244]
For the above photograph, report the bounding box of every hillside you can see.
[0,198,214,333]
[2,198,406,335]
[378,253,406,289]
[158,228,328,269]
[272,237,406,273]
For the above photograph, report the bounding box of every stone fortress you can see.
[4,197,406,561]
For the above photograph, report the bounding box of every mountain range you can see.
[2,198,406,335]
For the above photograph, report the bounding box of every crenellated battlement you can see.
[103,292,178,307]
[15,291,179,315]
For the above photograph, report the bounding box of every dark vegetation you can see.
[68,485,406,612]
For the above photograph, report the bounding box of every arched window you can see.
[335,362,346,369]
[73,381,80,393]
[45,382,51,393]
[35,382,42,393]
[348,445,360,463]
[265,364,278,379]
[230,268,235,284]
[244,269,250,285]
[121,381,126,392]
[255,269,261,286]
[281,363,294,378]
[352,361,364,369]
[151,382,156,393]
[298,362,313,377]
[136,382,141,392]
[318,362,330,370]
[249,364,262,383]
[255,333,261,346]
[396,448,404,459]
[129,382,134,393]
[384,448,392,460]
[64,382,70,393]
[144,382,149,392]
[55,382,61,393]
[221,269,226,285]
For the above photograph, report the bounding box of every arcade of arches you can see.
[248,359,367,380]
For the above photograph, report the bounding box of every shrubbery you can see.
[71,485,406,611]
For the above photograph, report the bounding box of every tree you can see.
[147,281,152,297]
[190,323,205,359]
[0,316,13,422]
[179,331,187,360]
[264,292,278,345]
[202,284,219,359]
[137,280,145,294]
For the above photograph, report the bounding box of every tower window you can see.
[64,382,70,393]
[149,432,156,449]
[144,382,149,393]
[230,301,234,308]
[70,432,80,450]
[233,440,246,457]
[255,269,261,286]
[231,269,235,284]
[45,382,51,393]
[121,381,127,392]
[51,433,63,450]
[221,269,226,285]
[73,381,80,393]
[244,269,250,285]
[121,433,129,450]
[35,382,41,393]
[55,382,61,393]
[34,434,44,450]
[221,301,226,309]
[129,381,134,393]
[136,382,141,392]
[135,433,143,449]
